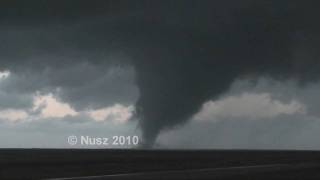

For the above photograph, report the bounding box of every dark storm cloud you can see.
[0,91,32,110]
[1,1,320,147]
[131,1,320,146]
[0,60,138,110]
[156,79,320,149]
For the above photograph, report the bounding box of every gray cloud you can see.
[229,78,320,118]
[0,90,33,110]
[0,62,138,111]
[157,115,320,150]
[157,79,320,149]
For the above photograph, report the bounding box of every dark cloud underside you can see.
[1,1,320,146]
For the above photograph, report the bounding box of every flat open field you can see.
[1,149,320,179]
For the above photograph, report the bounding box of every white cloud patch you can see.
[193,93,306,122]
[0,92,134,125]
[0,70,10,80]
[33,93,78,118]
[0,109,28,122]
[87,104,134,123]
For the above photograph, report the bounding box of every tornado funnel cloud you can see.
[130,2,320,147]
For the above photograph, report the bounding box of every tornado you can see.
[1,1,320,147]
[128,1,320,147]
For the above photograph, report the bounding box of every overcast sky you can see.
[1,1,320,149]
